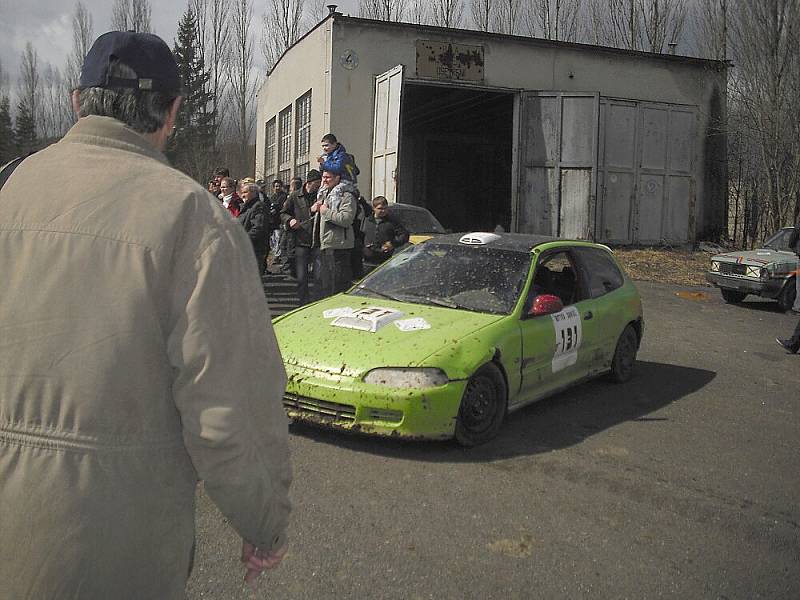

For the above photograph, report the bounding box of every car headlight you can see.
[745,266,765,278]
[363,368,449,389]
[710,260,720,272]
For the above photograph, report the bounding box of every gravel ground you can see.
[611,247,712,287]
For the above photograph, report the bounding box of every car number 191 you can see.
[551,306,582,373]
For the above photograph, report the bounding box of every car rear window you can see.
[390,207,446,234]
[573,247,625,298]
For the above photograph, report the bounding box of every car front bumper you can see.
[705,272,787,298]
[283,363,467,440]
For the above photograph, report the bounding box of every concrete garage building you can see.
[255,9,727,244]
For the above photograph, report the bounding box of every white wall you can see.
[254,20,332,180]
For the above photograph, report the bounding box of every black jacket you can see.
[281,189,316,248]
[238,197,268,257]
[362,214,409,262]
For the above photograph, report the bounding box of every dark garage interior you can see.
[398,84,514,233]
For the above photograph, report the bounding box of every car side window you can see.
[574,247,624,299]
[526,250,582,309]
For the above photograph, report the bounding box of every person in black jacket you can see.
[776,225,800,353]
[361,196,409,268]
[238,182,268,269]
[281,170,322,305]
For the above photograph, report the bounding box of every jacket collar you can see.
[61,115,170,166]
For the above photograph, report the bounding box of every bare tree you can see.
[66,1,94,87]
[693,0,727,60]
[228,0,259,151]
[492,0,522,34]
[358,0,406,21]
[523,0,579,41]
[17,43,40,128]
[38,63,71,140]
[727,0,800,239]
[306,0,329,27]
[469,0,492,31]
[638,0,688,53]
[408,0,431,24]
[262,0,305,69]
[586,0,639,49]
[111,0,151,32]
[430,0,463,28]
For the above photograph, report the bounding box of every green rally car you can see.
[273,232,644,446]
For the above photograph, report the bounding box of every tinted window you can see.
[529,250,581,307]
[390,207,446,234]
[573,247,624,298]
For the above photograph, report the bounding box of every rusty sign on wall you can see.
[416,41,484,82]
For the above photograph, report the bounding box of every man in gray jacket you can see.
[312,166,357,297]
[0,31,291,598]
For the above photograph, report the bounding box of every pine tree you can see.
[14,99,38,156]
[0,96,15,164]
[168,8,218,182]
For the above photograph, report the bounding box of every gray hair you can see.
[241,183,260,195]
[78,59,177,134]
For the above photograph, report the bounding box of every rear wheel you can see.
[455,363,507,447]
[609,324,638,383]
[721,288,747,304]
[776,279,797,312]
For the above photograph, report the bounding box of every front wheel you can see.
[721,288,747,304]
[776,279,797,312]
[455,363,507,447]
[609,324,638,383]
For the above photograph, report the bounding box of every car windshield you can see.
[352,241,532,314]
[390,207,447,234]
[763,228,796,251]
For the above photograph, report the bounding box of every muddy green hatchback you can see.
[273,233,644,446]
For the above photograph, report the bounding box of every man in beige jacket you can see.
[0,31,291,598]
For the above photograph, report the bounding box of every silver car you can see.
[705,227,798,311]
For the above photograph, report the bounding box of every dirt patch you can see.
[611,247,712,287]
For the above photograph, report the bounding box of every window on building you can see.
[295,162,310,182]
[295,91,312,170]
[278,168,291,186]
[278,105,292,176]
[264,117,276,180]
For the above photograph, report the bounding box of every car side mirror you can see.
[529,294,564,317]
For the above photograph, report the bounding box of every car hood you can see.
[273,294,505,377]
[712,248,797,266]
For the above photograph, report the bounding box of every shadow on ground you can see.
[288,360,716,462]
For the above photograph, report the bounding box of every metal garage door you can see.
[516,92,599,239]
[597,100,696,244]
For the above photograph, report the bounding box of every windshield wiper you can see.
[401,293,465,310]
[355,284,402,302]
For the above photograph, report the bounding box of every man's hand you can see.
[310,201,322,214]
[241,540,287,589]
[288,218,299,229]
[381,241,394,252]
[316,155,324,164]
[318,202,328,215]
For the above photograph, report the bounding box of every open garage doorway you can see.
[397,84,514,233]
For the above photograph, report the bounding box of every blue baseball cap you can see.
[79,31,182,95]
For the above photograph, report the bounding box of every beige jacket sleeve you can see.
[166,210,291,551]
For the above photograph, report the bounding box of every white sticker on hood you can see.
[551,306,582,373]
[323,307,354,319]
[330,306,404,333]
[394,317,431,332]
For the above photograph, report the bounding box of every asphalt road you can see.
[187,276,799,599]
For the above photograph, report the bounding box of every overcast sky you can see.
[0,0,359,90]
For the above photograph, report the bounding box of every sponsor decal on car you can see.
[330,307,405,332]
[551,306,582,373]
[394,317,431,332]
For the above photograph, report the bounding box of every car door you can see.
[572,246,631,373]
[517,248,599,404]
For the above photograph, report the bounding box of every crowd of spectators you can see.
[208,134,408,305]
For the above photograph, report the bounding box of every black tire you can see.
[609,324,638,384]
[721,288,747,304]
[776,279,797,313]
[455,363,507,447]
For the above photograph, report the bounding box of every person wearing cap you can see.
[311,165,357,298]
[281,169,322,304]
[0,31,291,598]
